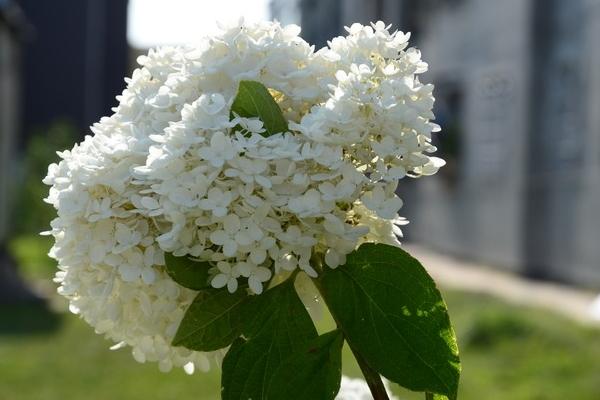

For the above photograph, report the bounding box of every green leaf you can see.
[267,330,344,400]
[172,288,248,351]
[230,80,288,137]
[318,243,461,400]
[221,279,318,400]
[164,252,211,290]
[239,279,316,339]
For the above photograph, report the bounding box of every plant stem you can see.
[426,392,434,400]
[350,342,391,400]
[311,275,389,400]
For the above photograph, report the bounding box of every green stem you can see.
[350,343,391,400]
[311,274,389,400]
[426,393,434,400]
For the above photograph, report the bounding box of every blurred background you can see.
[1,0,599,399]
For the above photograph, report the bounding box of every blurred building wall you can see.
[270,0,301,25]
[399,0,532,275]
[523,0,600,284]
[0,1,129,300]
[272,0,600,286]
[0,0,128,257]
[0,5,20,244]
[15,0,129,145]
[580,0,600,284]
[271,0,341,47]
[301,0,342,48]
[0,0,42,302]
[403,0,600,286]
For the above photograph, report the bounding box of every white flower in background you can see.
[44,20,442,373]
[589,295,600,321]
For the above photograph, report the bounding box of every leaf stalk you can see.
[312,273,390,400]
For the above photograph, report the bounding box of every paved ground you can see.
[406,244,600,325]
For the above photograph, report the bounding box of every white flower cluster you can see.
[44,20,443,372]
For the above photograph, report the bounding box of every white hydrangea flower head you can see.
[44,20,442,373]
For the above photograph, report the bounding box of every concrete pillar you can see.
[569,0,600,284]
[0,25,18,244]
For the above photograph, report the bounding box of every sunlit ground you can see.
[3,236,600,400]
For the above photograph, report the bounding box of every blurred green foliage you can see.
[8,235,55,280]
[13,120,76,236]
[7,121,76,278]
